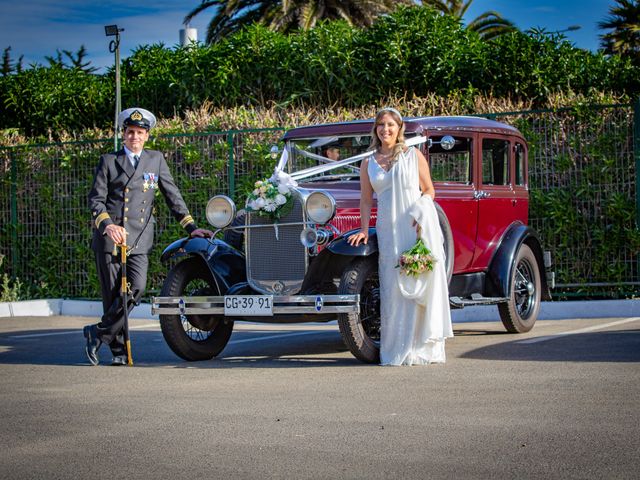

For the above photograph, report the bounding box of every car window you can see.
[429,136,472,184]
[515,142,526,186]
[482,138,510,186]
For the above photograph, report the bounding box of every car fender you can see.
[487,223,551,300]
[327,227,378,256]
[160,237,247,293]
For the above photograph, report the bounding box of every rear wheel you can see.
[337,256,380,363]
[499,244,541,333]
[159,257,233,360]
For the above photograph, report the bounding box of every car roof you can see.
[282,115,523,140]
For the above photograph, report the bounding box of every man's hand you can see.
[190,228,213,238]
[104,224,127,245]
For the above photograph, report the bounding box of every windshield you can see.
[286,135,372,177]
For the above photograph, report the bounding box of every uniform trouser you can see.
[94,251,148,356]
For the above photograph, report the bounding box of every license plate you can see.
[224,295,273,316]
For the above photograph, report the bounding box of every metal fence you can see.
[1,104,638,299]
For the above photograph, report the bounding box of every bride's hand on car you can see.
[348,231,368,246]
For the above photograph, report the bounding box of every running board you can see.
[449,294,509,308]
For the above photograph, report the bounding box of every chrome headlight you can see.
[305,191,336,224]
[206,195,236,229]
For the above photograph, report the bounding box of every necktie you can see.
[133,154,139,169]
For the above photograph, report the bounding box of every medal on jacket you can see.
[143,172,157,192]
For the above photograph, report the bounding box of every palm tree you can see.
[598,0,640,62]
[421,0,516,40]
[184,0,411,44]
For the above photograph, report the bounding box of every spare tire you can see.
[435,202,454,283]
[223,211,246,251]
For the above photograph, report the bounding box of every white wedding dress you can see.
[368,147,453,365]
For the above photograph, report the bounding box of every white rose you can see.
[264,202,277,212]
[275,194,287,205]
[277,183,289,195]
[255,197,266,209]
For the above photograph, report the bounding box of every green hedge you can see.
[1,6,638,137]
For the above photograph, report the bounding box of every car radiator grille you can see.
[246,197,307,294]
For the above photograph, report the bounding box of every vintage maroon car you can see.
[152,116,553,363]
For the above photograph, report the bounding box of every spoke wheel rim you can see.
[360,274,381,344]
[514,258,536,319]
[180,280,215,342]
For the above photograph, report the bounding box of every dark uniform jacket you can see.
[89,148,196,254]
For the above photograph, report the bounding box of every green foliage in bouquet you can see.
[396,239,436,277]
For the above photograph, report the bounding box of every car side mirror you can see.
[427,135,456,150]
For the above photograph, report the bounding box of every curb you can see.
[0,298,638,322]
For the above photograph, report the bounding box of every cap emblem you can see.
[130,110,143,122]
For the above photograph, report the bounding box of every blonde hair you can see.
[369,107,406,165]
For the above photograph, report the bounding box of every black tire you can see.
[159,257,233,361]
[223,211,245,251]
[337,256,380,363]
[435,203,454,283]
[498,244,541,333]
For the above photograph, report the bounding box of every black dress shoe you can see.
[83,325,102,366]
[111,355,127,366]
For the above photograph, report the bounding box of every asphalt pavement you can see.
[0,313,638,479]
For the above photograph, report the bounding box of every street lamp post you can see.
[105,24,124,151]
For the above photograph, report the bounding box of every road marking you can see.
[229,330,331,345]
[8,322,160,339]
[517,317,640,344]
[9,331,77,339]
[7,324,328,341]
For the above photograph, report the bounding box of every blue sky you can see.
[0,1,614,73]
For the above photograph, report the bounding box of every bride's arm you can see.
[348,158,373,246]
[416,149,435,199]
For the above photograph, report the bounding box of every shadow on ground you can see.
[0,327,362,368]
[460,329,640,363]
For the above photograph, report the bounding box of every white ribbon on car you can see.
[290,149,360,174]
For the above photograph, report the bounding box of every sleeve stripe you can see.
[95,212,111,229]
[179,215,194,228]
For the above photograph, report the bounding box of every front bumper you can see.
[152,294,360,316]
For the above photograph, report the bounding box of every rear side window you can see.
[482,138,509,185]
[429,136,472,184]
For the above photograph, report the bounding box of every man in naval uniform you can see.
[83,108,212,365]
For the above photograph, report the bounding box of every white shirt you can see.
[123,145,141,168]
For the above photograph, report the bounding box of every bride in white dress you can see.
[348,107,453,365]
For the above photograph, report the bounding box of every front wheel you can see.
[337,256,380,363]
[498,244,541,333]
[159,257,233,361]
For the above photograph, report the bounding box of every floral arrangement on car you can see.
[245,172,295,221]
[396,238,436,277]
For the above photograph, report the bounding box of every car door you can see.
[471,135,522,269]
[427,133,478,273]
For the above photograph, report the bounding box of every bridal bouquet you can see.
[246,175,294,221]
[396,239,436,277]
